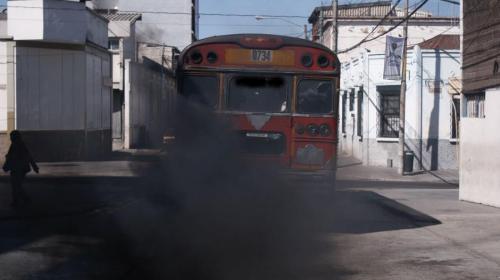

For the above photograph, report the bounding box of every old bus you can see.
[177,34,340,180]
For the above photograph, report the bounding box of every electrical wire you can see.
[0,4,309,19]
[338,0,431,54]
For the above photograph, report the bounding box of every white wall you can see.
[15,46,111,132]
[85,9,109,48]
[8,0,44,41]
[460,89,500,207]
[322,19,460,62]
[0,43,7,132]
[340,47,461,170]
[8,0,108,48]
[124,60,176,149]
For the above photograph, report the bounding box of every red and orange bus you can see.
[177,34,340,181]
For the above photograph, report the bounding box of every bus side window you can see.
[183,75,219,108]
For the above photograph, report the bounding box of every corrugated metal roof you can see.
[417,34,460,49]
[97,12,142,23]
[309,1,393,22]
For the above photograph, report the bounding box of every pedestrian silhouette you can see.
[2,130,39,207]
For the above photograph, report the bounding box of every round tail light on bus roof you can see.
[318,55,330,68]
[301,54,313,67]
[207,51,218,63]
[190,51,203,64]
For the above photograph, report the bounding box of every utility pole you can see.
[332,0,339,52]
[398,0,409,175]
[319,8,324,44]
[304,24,308,40]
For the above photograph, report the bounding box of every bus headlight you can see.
[319,124,331,136]
[307,124,320,136]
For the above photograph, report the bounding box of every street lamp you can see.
[255,15,309,40]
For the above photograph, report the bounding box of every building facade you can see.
[340,35,461,171]
[97,10,178,150]
[459,0,500,207]
[309,1,460,62]
[0,0,112,161]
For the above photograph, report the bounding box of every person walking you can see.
[2,130,39,207]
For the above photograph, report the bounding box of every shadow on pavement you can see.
[337,179,458,190]
[331,190,441,234]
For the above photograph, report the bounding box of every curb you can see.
[372,193,442,225]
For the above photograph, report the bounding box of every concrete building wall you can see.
[0,43,7,133]
[8,0,108,48]
[12,44,112,161]
[0,17,7,37]
[0,42,8,158]
[340,48,460,170]
[124,60,176,149]
[321,20,459,62]
[115,0,197,49]
[460,89,500,207]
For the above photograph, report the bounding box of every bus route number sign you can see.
[251,50,273,63]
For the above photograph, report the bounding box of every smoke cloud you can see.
[114,97,337,279]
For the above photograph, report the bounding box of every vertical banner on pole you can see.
[383,36,405,80]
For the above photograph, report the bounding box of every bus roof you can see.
[180,34,335,56]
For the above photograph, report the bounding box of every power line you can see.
[0,4,309,19]
[338,0,431,54]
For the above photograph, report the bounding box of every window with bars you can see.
[349,88,355,111]
[451,97,460,139]
[341,93,347,134]
[379,92,400,138]
[465,93,485,118]
[357,87,363,137]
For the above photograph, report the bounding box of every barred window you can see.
[349,88,355,111]
[451,97,460,139]
[379,93,400,138]
[357,87,363,137]
[341,93,347,134]
[465,93,485,118]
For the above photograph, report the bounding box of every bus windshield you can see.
[297,79,334,114]
[227,76,289,113]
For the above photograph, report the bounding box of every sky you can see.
[199,0,460,39]
[0,0,460,39]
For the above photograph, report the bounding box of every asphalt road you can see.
[0,172,497,280]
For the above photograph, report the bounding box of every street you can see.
[0,158,498,280]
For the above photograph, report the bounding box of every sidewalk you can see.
[336,156,459,185]
[0,153,458,184]
[0,149,163,179]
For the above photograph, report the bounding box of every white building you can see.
[97,10,178,150]
[0,0,112,161]
[90,0,198,50]
[459,0,500,207]
[309,1,460,62]
[97,11,141,148]
[340,35,461,171]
